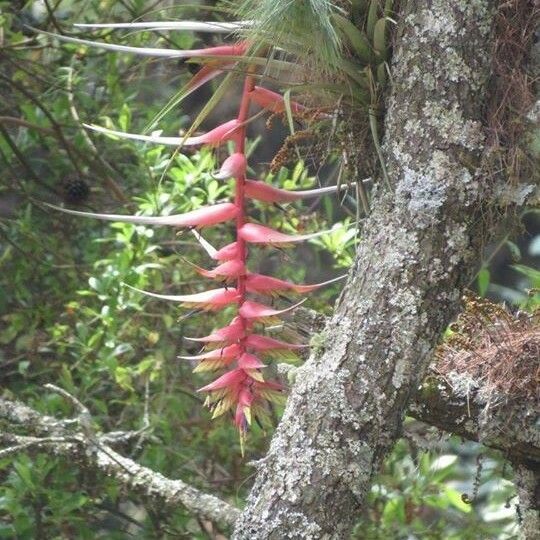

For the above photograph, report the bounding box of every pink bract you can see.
[53,26,345,445]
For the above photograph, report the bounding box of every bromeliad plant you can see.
[43,16,349,448]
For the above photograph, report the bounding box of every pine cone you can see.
[62,177,90,204]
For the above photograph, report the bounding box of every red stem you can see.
[234,75,255,344]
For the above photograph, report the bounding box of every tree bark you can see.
[233,1,497,537]
[513,464,540,540]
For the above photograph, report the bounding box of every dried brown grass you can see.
[485,0,539,185]
[436,295,540,401]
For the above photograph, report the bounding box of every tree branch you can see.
[0,395,239,528]
[411,375,540,465]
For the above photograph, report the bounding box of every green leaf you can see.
[351,0,369,24]
[444,487,472,513]
[424,494,451,510]
[373,18,388,60]
[0,326,18,345]
[114,366,134,391]
[477,267,490,296]
[430,454,458,482]
[118,102,132,131]
[146,71,234,140]
[13,461,34,491]
[505,240,521,262]
[332,13,373,64]
[430,454,457,471]
[513,264,540,286]
[367,0,380,39]
[382,497,405,524]
[17,360,30,375]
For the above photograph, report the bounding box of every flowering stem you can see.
[234,75,255,342]
[230,75,255,447]
[45,26,342,448]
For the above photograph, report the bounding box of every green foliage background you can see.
[0,1,537,538]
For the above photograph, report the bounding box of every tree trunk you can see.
[233,1,497,537]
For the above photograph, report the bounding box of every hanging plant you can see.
[41,14,359,451]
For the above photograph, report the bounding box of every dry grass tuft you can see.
[436,295,539,401]
[485,0,539,185]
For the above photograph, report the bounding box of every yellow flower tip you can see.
[243,405,252,426]
[244,369,265,383]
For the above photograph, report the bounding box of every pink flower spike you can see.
[190,259,246,280]
[255,379,284,392]
[213,242,239,261]
[245,180,350,204]
[126,285,239,310]
[185,119,242,147]
[178,344,240,361]
[245,180,300,203]
[235,386,254,430]
[249,86,305,114]
[239,223,332,245]
[83,118,241,147]
[213,153,247,180]
[45,202,237,228]
[198,368,246,392]
[185,317,249,343]
[235,405,248,431]
[245,334,306,351]
[255,380,286,404]
[238,352,266,369]
[239,299,306,321]
[237,387,254,407]
[245,273,346,295]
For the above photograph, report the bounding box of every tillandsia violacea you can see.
[41,14,353,450]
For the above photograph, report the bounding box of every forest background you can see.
[0,0,538,538]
